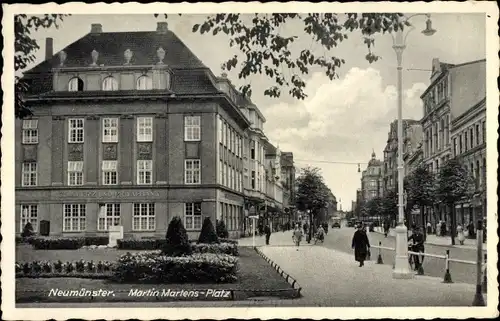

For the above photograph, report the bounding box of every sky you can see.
[21,13,486,210]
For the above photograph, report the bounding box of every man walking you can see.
[352,224,371,267]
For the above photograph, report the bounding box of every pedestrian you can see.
[292,224,303,250]
[436,221,441,236]
[408,226,425,270]
[264,224,271,245]
[457,224,465,245]
[467,220,475,239]
[352,224,371,267]
[440,220,447,236]
[383,220,390,238]
[426,221,432,234]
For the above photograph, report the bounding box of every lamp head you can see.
[422,18,436,36]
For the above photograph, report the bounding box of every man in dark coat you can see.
[264,224,271,245]
[352,224,371,267]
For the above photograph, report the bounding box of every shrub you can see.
[198,217,219,244]
[112,251,238,284]
[192,242,238,256]
[163,216,192,256]
[15,260,115,278]
[216,220,229,239]
[21,222,35,238]
[82,236,109,246]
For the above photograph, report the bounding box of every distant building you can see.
[361,151,383,202]
[382,119,420,195]
[280,152,297,221]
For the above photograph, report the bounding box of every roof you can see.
[25,30,207,74]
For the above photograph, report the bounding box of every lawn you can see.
[15,246,296,303]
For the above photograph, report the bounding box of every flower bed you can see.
[15,260,114,278]
[112,251,238,284]
[31,237,109,250]
[117,239,238,256]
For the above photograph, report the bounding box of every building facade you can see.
[382,119,420,196]
[280,152,296,222]
[361,151,383,202]
[15,22,284,239]
[420,58,486,225]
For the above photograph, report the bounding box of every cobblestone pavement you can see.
[259,245,487,307]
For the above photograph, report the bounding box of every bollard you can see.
[376,241,384,264]
[482,253,487,293]
[472,220,485,306]
[443,249,453,283]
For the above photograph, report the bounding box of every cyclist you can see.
[408,226,425,271]
[315,225,325,243]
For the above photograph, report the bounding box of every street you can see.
[321,226,483,285]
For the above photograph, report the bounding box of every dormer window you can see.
[102,76,119,91]
[68,77,84,92]
[136,75,153,90]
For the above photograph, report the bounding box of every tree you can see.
[197,217,220,244]
[366,196,383,223]
[163,216,192,256]
[295,167,331,241]
[404,164,436,240]
[435,159,474,245]
[155,13,407,100]
[380,190,397,225]
[14,14,69,119]
[216,219,229,239]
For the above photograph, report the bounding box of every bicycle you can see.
[313,232,324,244]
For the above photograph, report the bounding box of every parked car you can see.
[332,221,341,228]
[347,220,355,228]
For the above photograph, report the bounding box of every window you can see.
[453,138,458,157]
[137,117,153,142]
[476,124,480,145]
[185,202,202,230]
[475,160,480,187]
[184,116,201,141]
[68,77,84,92]
[68,161,84,185]
[133,203,155,231]
[250,141,255,160]
[137,160,153,185]
[68,118,84,143]
[459,135,463,154]
[219,160,223,184]
[251,171,256,189]
[102,118,119,143]
[185,159,201,184]
[63,204,86,232]
[22,162,37,186]
[22,119,38,144]
[102,76,119,91]
[470,128,474,149]
[102,161,118,185]
[218,117,223,144]
[222,122,227,146]
[20,205,38,232]
[136,75,153,90]
[369,180,377,188]
[464,131,468,152]
[482,121,486,144]
[98,204,121,231]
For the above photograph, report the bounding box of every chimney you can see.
[91,23,103,33]
[157,22,168,34]
[45,37,53,61]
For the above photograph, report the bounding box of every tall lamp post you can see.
[392,13,436,279]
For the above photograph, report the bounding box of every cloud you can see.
[263,67,426,209]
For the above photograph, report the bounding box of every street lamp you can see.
[391,13,436,279]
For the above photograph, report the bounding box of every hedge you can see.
[112,251,238,283]
[192,243,238,256]
[30,237,109,250]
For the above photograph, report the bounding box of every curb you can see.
[253,247,302,297]
[372,230,481,251]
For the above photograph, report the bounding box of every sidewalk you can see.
[260,245,488,307]
[373,227,480,250]
[238,230,312,247]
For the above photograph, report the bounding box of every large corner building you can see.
[15,22,294,239]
